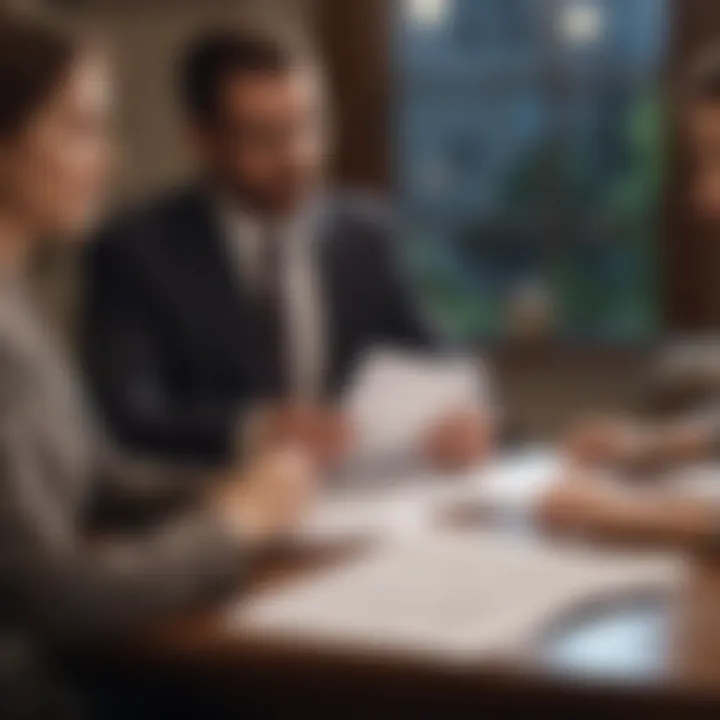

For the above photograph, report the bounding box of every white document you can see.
[343,348,491,459]
[296,473,456,544]
[296,448,564,545]
[463,446,564,515]
[233,532,680,662]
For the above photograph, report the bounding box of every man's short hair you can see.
[179,25,310,124]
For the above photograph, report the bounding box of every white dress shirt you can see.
[216,200,327,401]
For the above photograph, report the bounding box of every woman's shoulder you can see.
[0,292,43,392]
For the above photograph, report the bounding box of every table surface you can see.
[113,453,720,714]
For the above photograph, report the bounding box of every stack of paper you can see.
[233,532,680,661]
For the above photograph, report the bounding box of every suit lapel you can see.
[176,189,256,372]
[176,190,358,396]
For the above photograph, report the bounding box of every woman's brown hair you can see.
[0,11,80,137]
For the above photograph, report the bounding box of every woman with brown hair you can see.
[0,11,315,719]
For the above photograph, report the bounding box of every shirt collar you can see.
[214,190,326,248]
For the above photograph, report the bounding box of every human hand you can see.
[538,471,641,540]
[211,448,318,542]
[422,408,495,471]
[250,404,354,469]
[563,415,648,466]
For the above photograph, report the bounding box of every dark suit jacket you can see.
[82,187,438,464]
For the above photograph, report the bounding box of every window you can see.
[396,0,669,341]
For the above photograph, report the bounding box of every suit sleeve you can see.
[82,229,241,464]
[0,360,249,646]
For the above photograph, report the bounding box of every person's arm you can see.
[644,420,717,466]
[0,432,245,645]
[0,362,314,644]
[564,416,717,472]
[83,232,243,464]
[87,443,216,529]
[540,474,720,551]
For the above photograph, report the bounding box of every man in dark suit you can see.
[83,26,491,468]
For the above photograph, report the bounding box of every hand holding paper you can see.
[248,403,354,470]
[422,408,495,470]
[344,349,496,470]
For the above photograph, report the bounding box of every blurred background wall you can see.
[48,0,314,203]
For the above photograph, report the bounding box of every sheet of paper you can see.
[232,532,681,662]
[463,446,564,514]
[296,473,456,544]
[295,448,565,545]
[343,348,490,459]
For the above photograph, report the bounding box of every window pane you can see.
[396,0,669,341]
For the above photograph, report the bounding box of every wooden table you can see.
[107,491,720,718]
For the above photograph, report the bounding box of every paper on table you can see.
[295,473,456,545]
[343,348,490,459]
[232,532,681,662]
[463,446,564,515]
[295,449,565,545]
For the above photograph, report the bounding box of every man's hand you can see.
[211,448,318,542]
[249,404,354,469]
[421,409,495,470]
[563,415,647,466]
[538,473,637,538]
